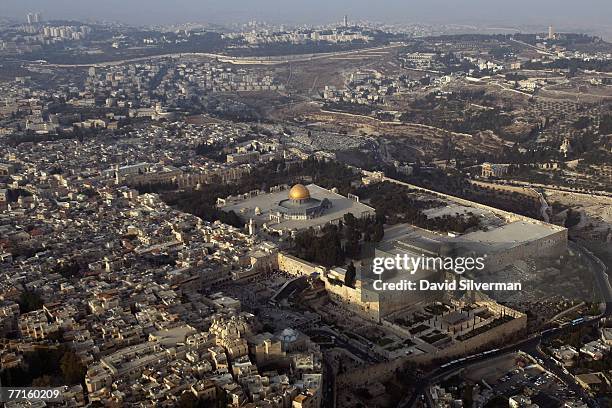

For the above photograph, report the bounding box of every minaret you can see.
[560,137,572,157]
[114,164,121,185]
[248,218,256,236]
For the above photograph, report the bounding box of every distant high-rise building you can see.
[548,25,555,40]
[26,12,41,24]
[343,15,348,28]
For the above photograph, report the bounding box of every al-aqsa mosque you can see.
[217,183,375,235]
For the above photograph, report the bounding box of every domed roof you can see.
[288,184,310,200]
[279,328,298,342]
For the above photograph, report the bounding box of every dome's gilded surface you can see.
[288,184,310,200]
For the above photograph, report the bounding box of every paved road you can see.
[484,179,612,199]
[509,38,556,57]
[531,345,599,407]
[306,328,381,365]
[398,310,611,407]
[571,241,612,304]
[397,245,612,408]
[15,44,406,68]
[322,358,337,408]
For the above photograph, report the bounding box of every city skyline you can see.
[1,0,612,29]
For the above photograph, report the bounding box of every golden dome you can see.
[288,184,310,200]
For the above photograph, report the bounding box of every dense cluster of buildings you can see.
[87,60,283,111]
[0,56,285,139]
[1,23,92,53]
[224,27,373,46]
[0,16,610,407]
[0,118,578,404]
[431,351,591,408]
[0,139,329,405]
[322,69,417,106]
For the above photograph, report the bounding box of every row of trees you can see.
[159,158,362,228]
[522,58,612,74]
[0,346,86,387]
[322,102,374,116]
[291,213,385,268]
[17,290,44,313]
[2,188,32,203]
[194,142,226,162]
[401,94,513,140]
[163,190,244,228]
[292,225,345,268]
[356,182,481,233]
[600,114,612,135]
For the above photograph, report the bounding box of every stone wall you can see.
[409,312,527,365]
[336,308,527,387]
[324,280,381,322]
[372,173,565,229]
[277,253,323,277]
[484,228,567,272]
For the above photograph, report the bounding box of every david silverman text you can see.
[372,279,522,291]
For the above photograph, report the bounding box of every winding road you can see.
[397,243,612,408]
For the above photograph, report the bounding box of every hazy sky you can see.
[1,0,611,29]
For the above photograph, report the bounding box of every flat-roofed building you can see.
[0,163,14,175]
[218,183,375,236]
